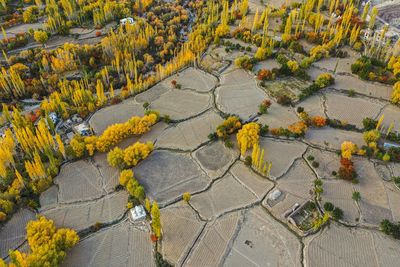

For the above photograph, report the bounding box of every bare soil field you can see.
[54,160,105,204]
[224,207,302,267]
[230,161,274,199]
[62,221,154,267]
[305,127,364,150]
[41,191,128,231]
[257,138,307,179]
[134,150,210,206]
[324,92,384,128]
[156,110,223,151]
[185,211,241,266]
[160,202,205,265]
[164,67,218,92]
[305,223,400,267]
[193,141,239,179]
[190,173,258,220]
[257,99,299,129]
[150,89,211,120]
[216,68,267,119]
[0,209,35,258]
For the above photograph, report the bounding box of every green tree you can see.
[352,191,361,202]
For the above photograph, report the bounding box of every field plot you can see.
[295,94,326,117]
[62,221,154,267]
[230,161,274,199]
[185,211,241,267]
[257,100,299,129]
[134,150,210,206]
[150,89,211,121]
[92,152,120,193]
[55,160,105,203]
[321,180,360,223]
[224,206,301,267]
[0,209,35,258]
[312,57,353,74]
[160,202,206,265]
[135,83,170,104]
[193,141,238,179]
[89,99,144,134]
[164,67,217,92]
[305,148,340,179]
[305,127,364,150]
[39,185,59,209]
[305,222,400,267]
[190,173,258,220]
[333,75,393,100]
[216,68,266,119]
[324,92,384,128]
[41,191,128,231]
[265,160,315,220]
[261,77,313,102]
[353,159,394,225]
[156,110,223,151]
[257,138,307,179]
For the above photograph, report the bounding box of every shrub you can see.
[257,69,274,81]
[216,116,242,139]
[362,117,378,131]
[312,116,326,127]
[258,99,272,114]
[394,176,400,187]
[315,73,334,88]
[323,202,334,212]
[234,55,256,70]
[182,192,191,202]
[312,161,319,168]
[352,191,361,202]
[332,207,344,220]
[363,130,380,144]
[380,219,400,239]
[307,155,314,161]
[244,156,252,166]
[254,47,272,60]
[296,106,304,113]
[276,94,292,106]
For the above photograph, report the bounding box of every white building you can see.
[130,205,146,221]
[120,17,135,25]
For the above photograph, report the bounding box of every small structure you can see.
[49,112,59,125]
[120,17,135,25]
[268,189,282,201]
[130,205,146,221]
[383,141,400,150]
[73,122,92,136]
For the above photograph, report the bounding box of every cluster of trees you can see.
[70,112,158,158]
[215,116,242,140]
[351,56,394,84]
[237,122,260,156]
[0,216,79,266]
[249,143,272,176]
[108,141,154,169]
[338,141,358,182]
[0,106,65,222]
[380,219,400,239]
